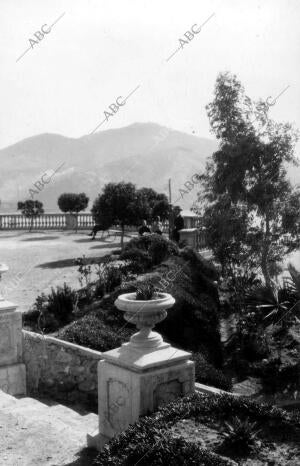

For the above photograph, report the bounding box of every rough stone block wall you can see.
[22,330,102,411]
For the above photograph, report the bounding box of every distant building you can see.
[181,209,200,229]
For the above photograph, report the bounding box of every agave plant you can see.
[284,264,300,301]
[219,416,261,457]
[135,280,157,300]
[245,264,300,328]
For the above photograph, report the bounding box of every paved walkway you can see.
[0,230,124,313]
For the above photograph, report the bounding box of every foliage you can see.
[57,192,89,214]
[58,312,133,352]
[91,182,138,249]
[46,283,77,322]
[219,265,261,317]
[226,265,300,387]
[199,71,300,285]
[17,199,44,230]
[155,248,222,366]
[135,187,170,221]
[245,264,300,329]
[74,254,128,303]
[103,436,233,466]
[94,391,300,466]
[135,280,157,300]
[25,283,77,332]
[192,352,232,391]
[121,234,179,271]
[91,183,171,249]
[218,417,261,458]
[120,247,152,273]
[251,356,300,394]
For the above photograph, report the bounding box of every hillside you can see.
[0,123,218,211]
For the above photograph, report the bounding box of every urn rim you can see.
[114,292,175,312]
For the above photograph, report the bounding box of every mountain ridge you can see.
[0,123,218,211]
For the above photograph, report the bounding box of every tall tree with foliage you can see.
[199,72,300,284]
[17,199,44,231]
[91,182,139,249]
[135,187,169,221]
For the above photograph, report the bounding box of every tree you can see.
[91,182,138,249]
[135,188,169,222]
[57,193,89,214]
[17,199,44,231]
[57,193,89,232]
[199,72,300,284]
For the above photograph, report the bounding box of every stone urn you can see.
[114,292,175,349]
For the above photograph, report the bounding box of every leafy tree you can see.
[57,193,89,231]
[199,72,300,285]
[91,182,138,249]
[57,192,89,214]
[135,187,170,221]
[17,199,44,231]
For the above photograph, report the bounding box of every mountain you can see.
[0,123,218,212]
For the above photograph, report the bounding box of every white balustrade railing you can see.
[0,213,208,248]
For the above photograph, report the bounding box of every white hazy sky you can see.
[0,0,299,149]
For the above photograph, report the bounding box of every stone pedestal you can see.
[90,292,195,450]
[0,265,26,395]
[97,344,194,448]
[65,214,78,231]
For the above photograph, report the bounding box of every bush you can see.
[25,284,77,332]
[192,353,232,392]
[120,248,152,273]
[155,249,222,366]
[58,312,133,352]
[121,234,179,270]
[218,417,260,458]
[114,436,232,466]
[251,357,300,394]
[94,391,300,465]
[47,283,77,323]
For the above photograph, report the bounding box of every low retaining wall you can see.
[22,330,102,410]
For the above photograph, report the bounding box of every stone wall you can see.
[22,330,102,410]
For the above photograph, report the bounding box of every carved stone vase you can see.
[114,292,175,350]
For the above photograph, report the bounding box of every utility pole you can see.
[168,178,173,239]
[168,178,172,204]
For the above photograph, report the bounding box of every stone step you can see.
[49,403,98,431]
[0,390,18,408]
[2,399,97,439]
[0,390,99,465]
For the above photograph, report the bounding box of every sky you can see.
[0,0,300,150]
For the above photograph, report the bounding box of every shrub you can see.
[218,417,260,458]
[116,436,232,466]
[58,313,133,352]
[120,247,152,273]
[135,280,157,300]
[94,391,300,466]
[47,283,77,323]
[105,265,124,292]
[121,234,179,270]
[25,284,77,332]
[192,353,232,391]
[155,250,222,366]
[251,357,300,394]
